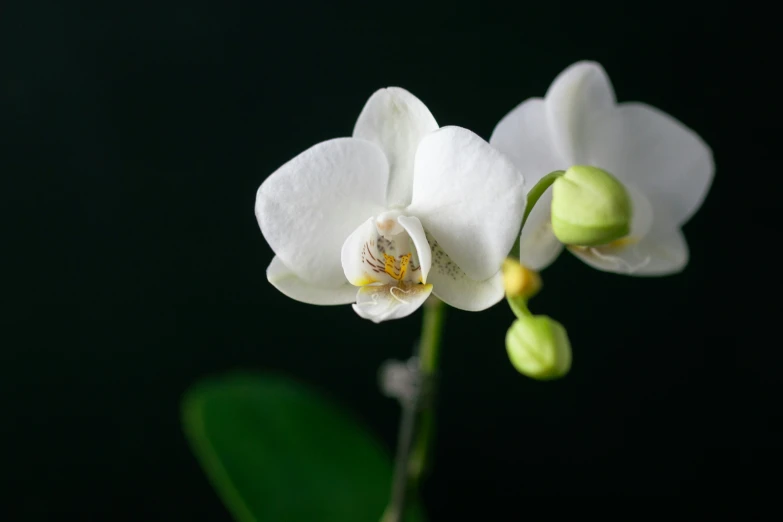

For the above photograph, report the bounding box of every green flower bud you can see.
[506,315,571,380]
[551,165,632,247]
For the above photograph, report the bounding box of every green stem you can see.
[506,294,533,319]
[523,170,565,224]
[382,298,446,522]
[510,170,565,258]
[417,297,445,376]
[408,298,444,484]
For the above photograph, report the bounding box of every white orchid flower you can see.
[490,61,714,276]
[256,87,526,323]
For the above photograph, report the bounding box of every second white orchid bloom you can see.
[490,61,714,276]
[256,88,526,323]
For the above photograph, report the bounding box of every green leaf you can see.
[182,372,426,522]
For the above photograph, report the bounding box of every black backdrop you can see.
[2,1,777,519]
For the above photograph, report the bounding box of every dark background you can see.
[2,1,776,519]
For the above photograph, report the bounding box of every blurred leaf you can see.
[182,372,425,522]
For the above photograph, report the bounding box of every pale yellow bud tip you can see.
[502,258,542,298]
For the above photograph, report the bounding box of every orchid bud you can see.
[506,315,572,380]
[551,165,631,247]
[502,258,542,299]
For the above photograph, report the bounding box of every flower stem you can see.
[523,170,565,224]
[382,297,446,522]
[510,170,565,258]
[409,297,444,484]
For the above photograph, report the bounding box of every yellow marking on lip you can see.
[397,253,411,280]
[352,275,377,286]
[383,254,398,279]
[382,253,412,281]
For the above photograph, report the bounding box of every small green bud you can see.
[506,315,572,380]
[551,165,632,247]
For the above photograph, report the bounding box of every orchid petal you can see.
[397,216,431,284]
[569,203,688,276]
[256,138,388,287]
[409,126,526,282]
[427,234,505,311]
[267,256,358,305]
[597,102,714,226]
[489,98,564,187]
[545,61,617,166]
[353,87,439,208]
[517,188,564,271]
[626,183,654,240]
